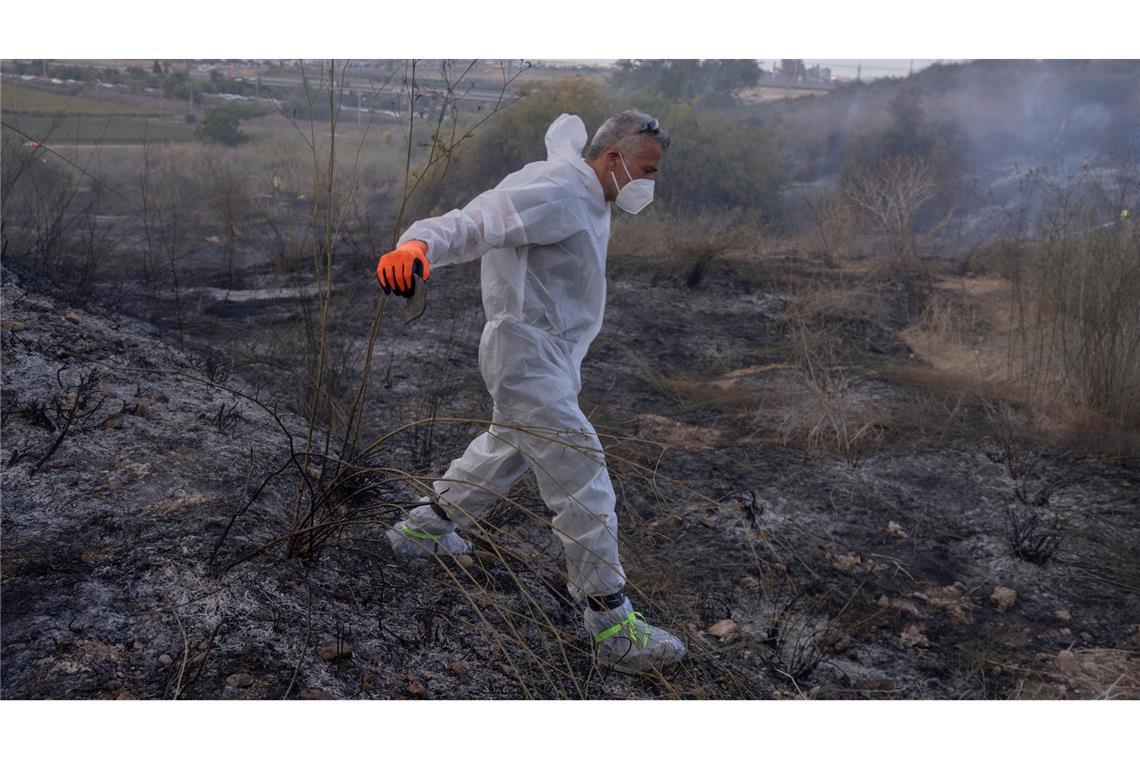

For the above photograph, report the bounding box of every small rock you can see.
[56,348,70,359]
[116,692,133,700]
[407,680,427,698]
[474,550,499,566]
[832,553,862,574]
[1,320,25,332]
[298,688,329,700]
[1056,650,1080,676]
[816,630,853,653]
[707,619,738,638]
[450,660,467,676]
[877,595,891,607]
[1054,609,1071,622]
[226,673,254,688]
[101,415,124,430]
[252,607,274,622]
[889,599,922,617]
[701,516,716,529]
[151,394,169,404]
[886,521,909,539]
[158,653,173,667]
[990,586,1017,612]
[740,575,760,591]
[455,555,474,570]
[319,641,353,662]
[900,624,930,648]
[808,686,823,699]
[1060,628,1072,638]
[103,680,121,691]
[131,401,149,418]
[65,312,80,323]
[1079,632,1092,642]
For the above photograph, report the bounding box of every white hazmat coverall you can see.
[396,114,623,603]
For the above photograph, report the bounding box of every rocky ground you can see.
[2,238,1138,699]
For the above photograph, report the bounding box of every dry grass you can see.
[609,210,768,288]
[804,191,861,263]
[781,284,887,328]
[899,261,1140,458]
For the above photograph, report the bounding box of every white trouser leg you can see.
[422,422,531,533]
[427,319,626,602]
[507,406,625,604]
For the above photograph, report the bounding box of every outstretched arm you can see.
[397,173,590,270]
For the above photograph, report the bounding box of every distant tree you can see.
[55,65,86,81]
[153,60,163,74]
[411,77,618,217]
[845,154,942,259]
[162,72,192,101]
[842,88,967,187]
[612,59,761,106]
[630,93,784,219]
[195,106,248,147]
[778,59,807,84]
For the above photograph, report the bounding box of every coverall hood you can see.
[544,113,589,164]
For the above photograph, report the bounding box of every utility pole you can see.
[856,64,862,83]
[909,59,914,76]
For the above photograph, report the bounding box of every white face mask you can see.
[610,153,654,214]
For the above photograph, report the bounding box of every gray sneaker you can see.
[584,599,687,675]
[386,520,471,558]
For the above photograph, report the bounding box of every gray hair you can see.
[585,110,671,160]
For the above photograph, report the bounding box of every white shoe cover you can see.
[584,599,687,675]
[386,520,471,558]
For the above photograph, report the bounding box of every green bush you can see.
[612,59,762,107]
[407,79,784,224]
[195,106,248,147]
[407,77,618,217]
[842,89,966,184]
[629,93,784,221]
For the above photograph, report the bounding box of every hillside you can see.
[3,238,1137,698]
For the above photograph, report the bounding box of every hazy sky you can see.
[789,59,962,79]
[542,59,964,80]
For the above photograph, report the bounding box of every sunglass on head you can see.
[636,117,669,148]
[638,118,660,135]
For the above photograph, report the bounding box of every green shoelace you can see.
[593,611,650,647]
[401,523,443,541]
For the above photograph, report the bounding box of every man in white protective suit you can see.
[374,110,686,675]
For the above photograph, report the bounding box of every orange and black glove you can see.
[376,240,431,297]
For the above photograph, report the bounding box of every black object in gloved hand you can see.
[376,240,430,297]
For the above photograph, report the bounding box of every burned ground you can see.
[1,240,1137,700]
